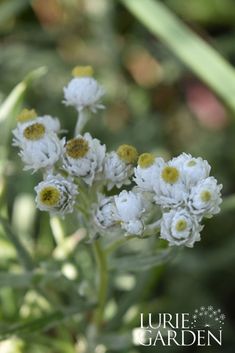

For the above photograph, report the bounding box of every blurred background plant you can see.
[0,0,235,352]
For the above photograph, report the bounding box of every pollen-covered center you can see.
[23,123,45,140]
[200,190,211,202]
[72,65,94,77]
[187,160,197,167]
[175,219,187,232]
[138,153,155,168]
[161,166,179,184]
[117,144,138,164]
[17,108,37,123]
[66,138,89,159]
[39,186,60,206]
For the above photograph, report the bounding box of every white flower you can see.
[35,174,78,216]
[103,144,138,190]
[160,208,203,247]
[94,196,119,229]
[63,66,105,113]
[154,159,187,208]
[134,153,164,192]
[13,119,63,173]
[62,132,106,185]
[171,153,211,188]
[188,177,222,217]
[114,190,145,235]
[103,152,132,190]
[13,114,61,147]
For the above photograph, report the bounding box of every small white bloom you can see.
[115,190,145,222]
[63,132,106,185]
[35,174,78,216]
[154,159,187,208]
[171,153,211,188]
[104,152,132,190]
[63,75,105,113]
[188,177,222,217]
[114,190,145,235]
[134,153,164,192]
[160,208,203,247]
[94,195,119,229]
[13,115,60,147]
[103,144,138,190]
[14,120,63,173]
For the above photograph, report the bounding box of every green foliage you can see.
[0,0,235,352]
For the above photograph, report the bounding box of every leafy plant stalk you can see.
[92,239,108,328]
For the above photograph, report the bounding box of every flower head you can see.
[13,112,63,173]
[134,154,164,192]
[114,190,145,235]
[154,159,187,208]
[171,153,211,188]
[63,66,105,112]
[94,195,119,229]
[13,111,61,147]
[35,174,78,216]
[63,133,106,185]
[160,208,203,247]
[116,144,138,164]
[103,146,137,190]
[16,108,37,123]
[188,177,222,217]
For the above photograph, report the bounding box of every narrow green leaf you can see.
[0,66,47,124]
[0,304,93,340]
[121,0,235,114]
[109,248,175,272]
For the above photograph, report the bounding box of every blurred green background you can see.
[0,0,235,352]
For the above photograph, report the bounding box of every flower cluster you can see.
[13,66,222,247]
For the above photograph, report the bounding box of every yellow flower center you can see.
[23,123,45,140]
[17,108,37,123]
[117,144,138,164]
[175,219,187,232]
[39,186,60,206]
[161,166,179,184]
[72,66,94,77]
[200,190,211,202]
[187,160,197,167]
[138,153,155,168]
[66,138,89,159]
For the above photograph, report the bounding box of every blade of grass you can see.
[0,66,47,124]
[120,0,235,114]
[0,304,94,340]
[0,66,47,159]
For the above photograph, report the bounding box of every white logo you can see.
[133,306,225,347]
[191,306,225,330]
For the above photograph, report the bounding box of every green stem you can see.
[0,217,34,271]
[92,239,108,328]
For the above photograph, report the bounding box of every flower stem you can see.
[75,109,88,136]
[92,239,108,329]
